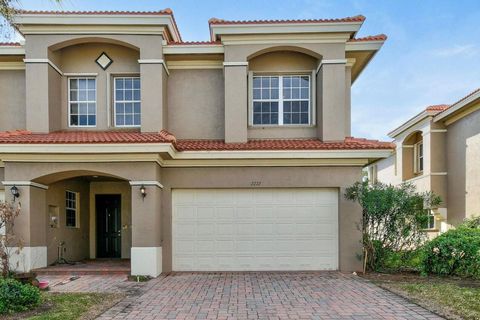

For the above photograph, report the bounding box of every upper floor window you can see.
[69,78,96,127]
[414,141,424,174]
[114,77,141,127]
[252,75,310,126]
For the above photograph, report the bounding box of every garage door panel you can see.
[173,188,338,271]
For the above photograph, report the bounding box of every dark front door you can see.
[96,194,121,258]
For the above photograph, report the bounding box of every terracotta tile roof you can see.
[0,42,22,46]
[208,15,366,25]
[175,137,394,151]
[167,41,222,45]
[348,34,387,42]
[0,130,394,151]
[15,9,173,15]
[0,130,176,144]
[425,104,450,112]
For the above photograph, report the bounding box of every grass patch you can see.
[382,281,480,320]
[0,292,123,320]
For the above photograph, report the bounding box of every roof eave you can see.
[387,111,435,138]
[209,21,364,41]
[434,90,480,122]
[13,13,182,42]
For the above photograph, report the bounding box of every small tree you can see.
[345,181,441,272]
[0,200,22,277]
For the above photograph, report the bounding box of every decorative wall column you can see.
[130,181,163,277]
[223,62,249,143]
[316,60,348,141]
[1,182,48,272]
[139,38,167,133]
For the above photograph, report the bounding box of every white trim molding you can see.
[23,58,63,75]
[7,246,48,272]
[316,59,348,74]
[167,60,223,70]
[0,62,25,70]
[138,59,170,75]
[1,181,49,190]
[163,44,224,55]
[131,247,162,277]
[129,180,164,189]
[223,61,249,67]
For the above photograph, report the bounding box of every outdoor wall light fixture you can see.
[140,185,147,200]
[10,185,20,201]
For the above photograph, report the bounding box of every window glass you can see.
[114,77,141,127]
[65,191,78,228]
[252,75,310,125]
[69,78,96,127]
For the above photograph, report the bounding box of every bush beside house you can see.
[422,218,480,279]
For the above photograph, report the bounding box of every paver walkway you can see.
[38,274,148,294]
[96,272,443,320]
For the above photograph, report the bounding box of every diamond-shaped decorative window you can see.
[95,52,113,70]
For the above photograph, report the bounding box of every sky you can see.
[2,0,480,140]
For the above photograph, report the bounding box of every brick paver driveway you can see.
[98,272,442,320]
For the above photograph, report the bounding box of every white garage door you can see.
[172,188,338,271]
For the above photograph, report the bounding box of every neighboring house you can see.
[0,9,392,276]
[367,89,480,236]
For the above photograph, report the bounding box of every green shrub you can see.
[461,216,480,229]
[382,248,424,272]
[421,226,480,278]
[0,278,40,314]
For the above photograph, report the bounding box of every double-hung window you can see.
[252,75,311,126]
[414,141,424,174]
[114,77,141,127]
[65,191,79,228]
[69,78,96,127]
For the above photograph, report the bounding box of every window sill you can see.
[423,229,439,233]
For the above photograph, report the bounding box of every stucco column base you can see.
[131,246,162,277]
[7,246,47,272]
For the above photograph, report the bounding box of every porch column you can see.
[2,182,48,272]
[130,181,163,277]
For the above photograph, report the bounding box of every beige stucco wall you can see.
[161,166,364,273]
[23,34,164,133]
[446,108,480,224]
[89,181,132,259]
[46,179,90,264]
[58,43,140,131]
[0,70,26,131]
[167,69,224,139]
[247,51,318,139]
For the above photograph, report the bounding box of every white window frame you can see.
[414,141,424,174]
[113,76,141,128]
[424,210,436,230]
[68,77,97,128]
[249,72,314,126]
[65,190,80,228]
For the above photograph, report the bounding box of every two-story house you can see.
[0,9,391,276]
[367,88,480,236]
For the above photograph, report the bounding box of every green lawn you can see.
[1,292,122,320]
[380,281,480,320]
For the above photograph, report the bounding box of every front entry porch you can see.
[33,259,130,275]
[3,162,164,277]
